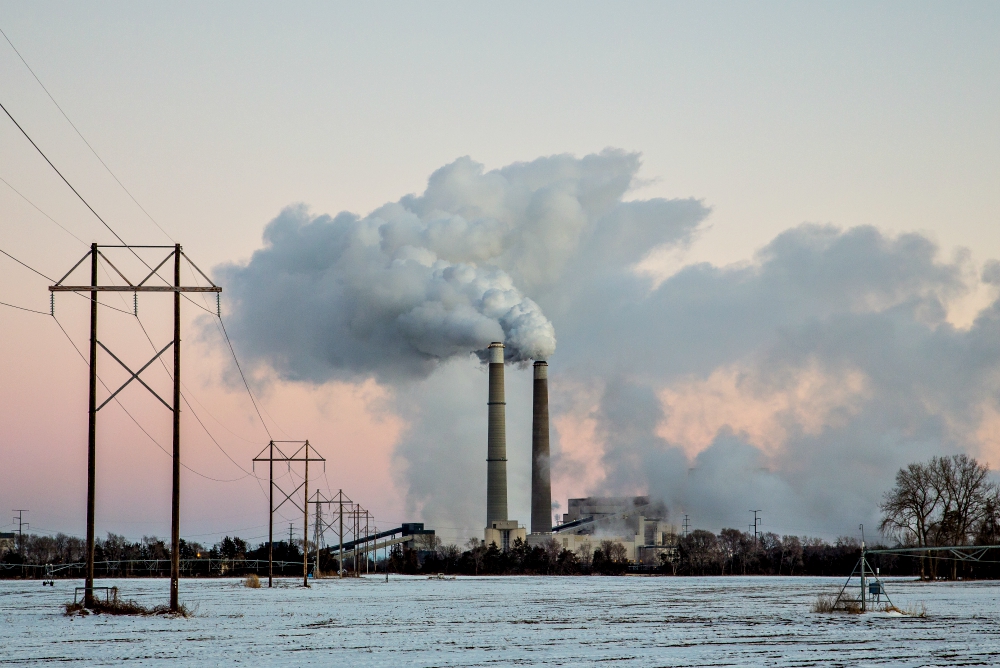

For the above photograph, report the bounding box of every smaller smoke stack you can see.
[531,360,552,534]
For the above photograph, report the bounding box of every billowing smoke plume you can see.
[219,148,1000,543]
[219,149,702,383]
[217,206,554,381]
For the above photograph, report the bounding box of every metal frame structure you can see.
[866,544,1000,562]
[832,542,895,612]
[310,490,381,576]
[50,244,220,612]
[252,440,325,587]
[310,489,355,577]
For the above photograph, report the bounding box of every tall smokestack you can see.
[486,342,508,524]
[531,360,552,534]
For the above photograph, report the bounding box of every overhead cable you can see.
[0,100,127,245]
[0,300,49,316]
[0,245,133,315]
[52,315,249,484]
[0,174,87,245]
[0,25,173,242]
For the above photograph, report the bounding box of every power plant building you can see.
[547,496,676,564]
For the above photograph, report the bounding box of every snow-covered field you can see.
[1,575,998,666]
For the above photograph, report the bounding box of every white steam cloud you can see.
[229,149,1000,542]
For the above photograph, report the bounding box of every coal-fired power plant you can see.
[486,342,508,524]
[531,360,552,534]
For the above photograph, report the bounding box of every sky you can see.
[1,1,999,547]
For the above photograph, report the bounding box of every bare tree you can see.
[543,538,561,571]
[465,537,485,575]
[608,542,628,563]
[717,529,742,575]
[880,454,998,579]
[880,463,940,544]
[680,530,722,575]
[780,535,803,575]
[931,454,994,546]
[576,540,593,569]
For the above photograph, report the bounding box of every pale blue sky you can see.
[2,1,998,271]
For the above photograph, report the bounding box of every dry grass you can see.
[244,574,261,589]
[882,602,927,617]
[812,593,861,614]
[64,589,191,617]
[813,593,926,617]
[812,594,838,613]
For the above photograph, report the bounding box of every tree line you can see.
[6,454,1000,580]
[0,532,304,578]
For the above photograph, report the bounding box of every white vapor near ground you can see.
[220,149,1000,541]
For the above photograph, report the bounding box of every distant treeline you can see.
[395,533,984,578]
[0,533,304,579]
[7,528,997,579]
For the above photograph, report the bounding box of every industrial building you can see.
[548,496,676,564]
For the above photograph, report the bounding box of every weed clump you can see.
[811,593,860,614]
[812,593,926,617]
[882,603,927,617]
[64,588,191,617]
[244,574,261,588]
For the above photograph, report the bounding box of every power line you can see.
[0,245,134,315]
[131,312,267,483]
[0,174,87,245]
[0,26,173,243]
[0,247,54,281]
[0,49,279,496]
[0,300,49,316]
[51,315,248,484]
[217,317,273,440]
[0,100,127,245]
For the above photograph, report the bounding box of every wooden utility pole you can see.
[314,498,322,578]
[303,441,309,587]
[170,244,181,611]
[268,439,274,587]
[252,440,324,588]
[51,244,220,612]
[85,244,97,608]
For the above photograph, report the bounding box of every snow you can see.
[2,575,999,666]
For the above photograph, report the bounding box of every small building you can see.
[0,532,15,555]
[484,520,526,551]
